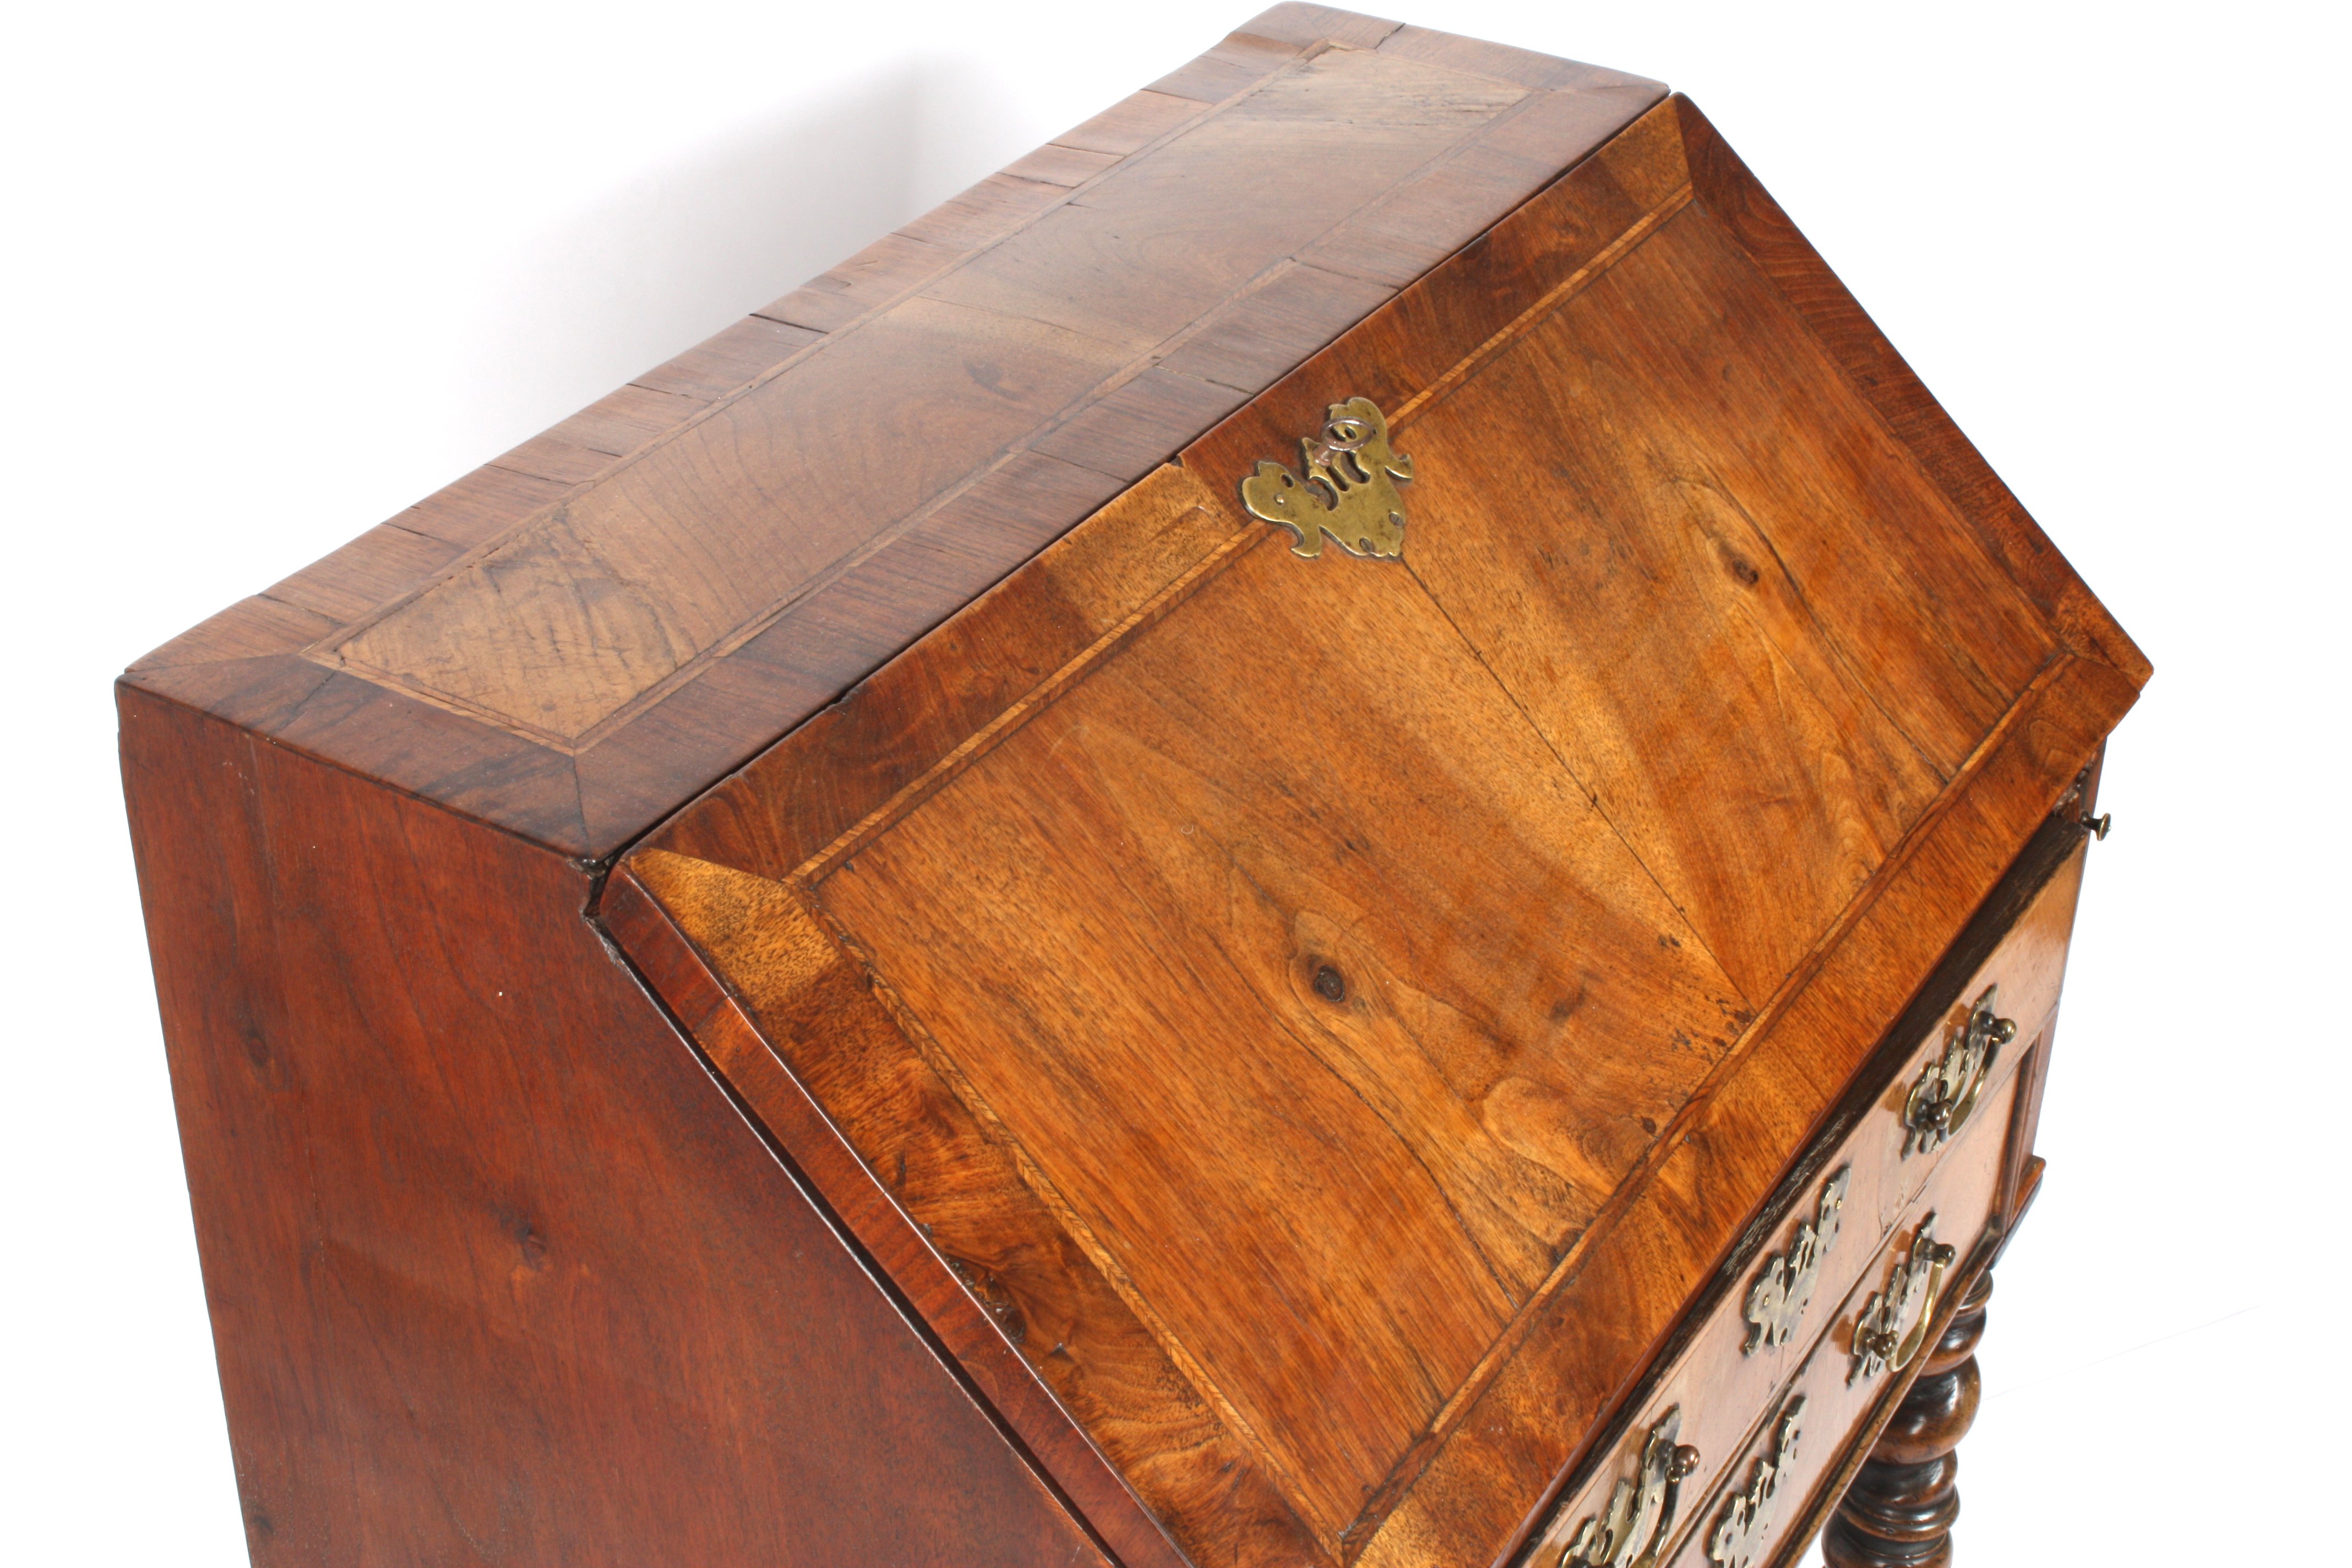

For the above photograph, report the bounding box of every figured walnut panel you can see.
[337,298,1129,744]
[1398,199,2054,999]
[816,518,1746,1545]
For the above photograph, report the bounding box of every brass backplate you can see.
[1560,1406,1703,1568]
[1705,1396,1804,1568]
[1743,1167,1849,1355]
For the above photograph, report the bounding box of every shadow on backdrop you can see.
[448,55,1037,458]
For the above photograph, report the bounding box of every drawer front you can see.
[1662,1066,2019,1568]
[1520,851,2079,1568]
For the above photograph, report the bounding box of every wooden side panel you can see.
[118,685,1109,1568]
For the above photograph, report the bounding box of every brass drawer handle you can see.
[1902,986,2015,1157]
[1560,1407,1702,1568]
[1849,1215,1957,1384]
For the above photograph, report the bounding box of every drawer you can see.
[1662,1065,2020,1567]
[1518,847,2081,1568]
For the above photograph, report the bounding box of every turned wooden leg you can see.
[1822,1270,1992,1568]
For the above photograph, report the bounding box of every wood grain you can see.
[631,314,825,401]
[611,851,1319,1568]
[121,19,2150,1568]
[816,517,1746,1546]
[1398,198,2054,998]
[611,74,2144,1568]
[339,296,1130,743]
[1673,97,2149,690]
[118,684,1110,1568]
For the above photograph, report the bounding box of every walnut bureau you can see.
[119,10,2147,1568]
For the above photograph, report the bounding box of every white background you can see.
[3,2,2343,1562]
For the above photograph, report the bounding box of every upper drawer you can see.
[1516,840,2084,1567]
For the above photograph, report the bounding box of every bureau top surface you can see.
[123,4,1669,859]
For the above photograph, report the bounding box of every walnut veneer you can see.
[120,10,2144,1567]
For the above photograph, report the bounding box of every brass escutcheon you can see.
[1240,396,1413,560]
[1558,1407,1703,1568]
[1902,986,2015,1157]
